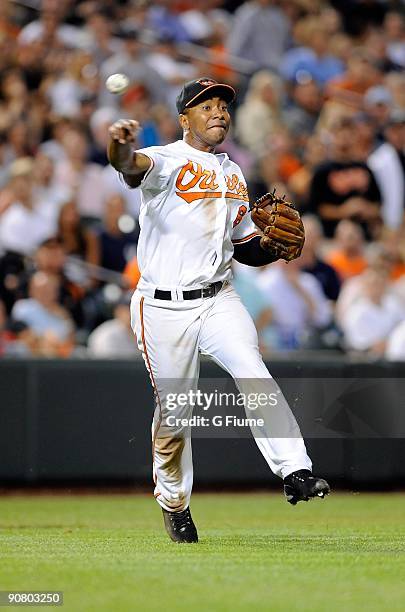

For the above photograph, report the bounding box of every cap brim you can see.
[184,83,236,110]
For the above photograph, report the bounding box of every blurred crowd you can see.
[0,0,404,360]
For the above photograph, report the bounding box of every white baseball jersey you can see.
[128,139,312,514]
[134,139,258,294]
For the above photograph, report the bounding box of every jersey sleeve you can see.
[231,213,259,245]
[136,146,171,194]
[228,162,259,245]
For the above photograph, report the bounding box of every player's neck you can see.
[183,134,216,154]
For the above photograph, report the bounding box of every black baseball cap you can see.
[176,78,236,114]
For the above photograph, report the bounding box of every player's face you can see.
[181,96,231,151]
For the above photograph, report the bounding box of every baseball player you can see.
[107,78,330,543]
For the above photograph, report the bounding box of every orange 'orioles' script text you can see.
[175,161,249,204]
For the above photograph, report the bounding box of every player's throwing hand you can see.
[107,118,151,185]
[108,119,140,145]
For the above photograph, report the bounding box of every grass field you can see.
[0,492,404,612]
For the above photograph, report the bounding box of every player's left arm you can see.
[233,234,279,266]
[229,167,278,266]
[232,212,280,266]
[231,191,284,265]
[233,190,306,265]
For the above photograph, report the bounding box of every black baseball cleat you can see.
[284,469,330,505]
[162,507,198,543]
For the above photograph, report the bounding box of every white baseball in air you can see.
[105,73,129,94]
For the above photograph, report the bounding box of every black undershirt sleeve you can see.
[232,236,279,267]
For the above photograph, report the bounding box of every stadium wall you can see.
[1,359,404,486]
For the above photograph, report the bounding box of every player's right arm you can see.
[107,119,151,188]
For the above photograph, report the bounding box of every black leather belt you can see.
[154,281,223,301]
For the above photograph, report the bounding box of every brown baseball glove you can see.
[250,189,305,262]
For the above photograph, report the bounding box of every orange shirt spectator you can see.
[123,257,141,290]
[326,219,368,281]
[277,155,302,182]
[326,250,367,281]
[391,262,405,281]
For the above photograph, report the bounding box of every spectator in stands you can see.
[288,136,327,206]
[0,157,55,257]
[386,320,405,361]
[227,0,290,72]
[148,0,192,43]
[307,116,381,239]
[283,76,323,152]
[18,4,83,49]
[145,34,196,109]
[334,0,387,38]
[335,243,394,326]
[27,237,85,329]
[44,50,90,119]
[97,194,138,274]
[257,131,302,196]
[1,319,38,357]
[364,85,394,137]
[363,28,402,74]
[57,200,99,269]
[99,162,142,221]
[6,119,34,160]
[0,69,31,135]
[257,258,332,349]
[278,131,303,185]
[368,110,405,230]
[383,11,405,69]
[340,268,405,354]
[83,10,122,67]
[120,85,160,149]
[235,70,283,158]
[0,132,10,189]
[300,215,341,301]
[54,125,105,221]
[0,0,402,359]
[385,72,405,111]
[77,93,98,137]
[14,37,47,93]
[123,0,151,34]
[326,220,368,282]
[100,28,168,107]
[123,256,141,291]
[0,245,26,316]
[32,152,71,225]
[325,49,381,115]
[377,228,405,282]
[177,0,230,44]
[151,104,182,146]
[87,293,138,358]
[352,113,379,162]
[89,107,119,167]
[281,16,344,87]
[39,116,72,163]
[232,262,275,354]
[12,271,75,357]
[3,120,33,161]
[204,9,237,86]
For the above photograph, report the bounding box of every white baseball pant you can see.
[131,282,312,512]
